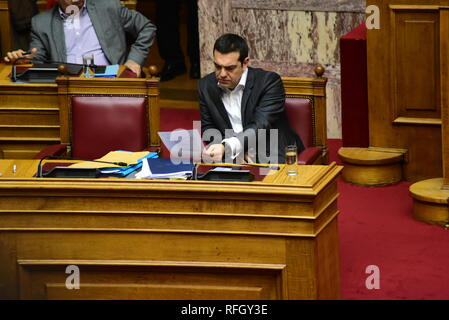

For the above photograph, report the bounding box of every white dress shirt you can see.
[219,68,248,159]
[59,0,110,65]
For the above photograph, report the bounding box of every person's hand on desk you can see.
[4,48,37,64]
[202,144,225,162]
[124,60,142,77]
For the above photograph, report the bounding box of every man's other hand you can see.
[202,144,225,162]
[124,60,142,77]
[4,48,37,64]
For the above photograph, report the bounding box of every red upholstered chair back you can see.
[46,0,57,9]
[284,98,314,149]
[71,96,148,159]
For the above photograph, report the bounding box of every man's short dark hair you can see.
[213,33,249,63]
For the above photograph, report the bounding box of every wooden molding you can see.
[393,117,441,126]
[389,5,440,10]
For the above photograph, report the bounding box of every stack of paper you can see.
[69,150,158,177]
[135,158,194,179]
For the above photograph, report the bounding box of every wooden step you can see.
[410,178,449,227]
[338,147,407,186]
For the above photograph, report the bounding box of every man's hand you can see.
[124,60,142,77]
[4,48,37,64]
[202,144,225,162]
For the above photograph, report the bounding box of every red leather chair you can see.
[34,70,161,160]
[34,96,155,160]
[74,96,148,159]
[282,65,328,165]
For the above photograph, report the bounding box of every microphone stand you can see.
[10,56,33,82]
[44,59,100,74]
[37,155,128,178]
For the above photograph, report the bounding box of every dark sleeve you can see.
[198,80,217,144]
[29,16,49,63]
[236,72,285,148]
[118,1,157,66]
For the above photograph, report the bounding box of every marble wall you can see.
[198,0,366,139]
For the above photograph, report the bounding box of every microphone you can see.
[44,59,108,77]
[10,56,74,82]
[37,155,128,178]
[10,55,34,82]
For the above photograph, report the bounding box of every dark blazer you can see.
[198,67,304,164]
[29,0,156,66]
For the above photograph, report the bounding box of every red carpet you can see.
[161,109,449,300]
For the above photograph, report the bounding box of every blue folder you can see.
[94,64,119,78]
[146,158,194,176]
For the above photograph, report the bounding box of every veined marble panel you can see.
[231,10,365,66]
[231,0,366,13]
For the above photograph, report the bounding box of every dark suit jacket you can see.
[198,67,304,164]
[29,0,156,66]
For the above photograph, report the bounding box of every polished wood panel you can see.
[367,0,445,181]
[0,160,342,300]
[0,64,59,158]
[441,7,449,186]
[392,9,440,118]
[408,5,449,227]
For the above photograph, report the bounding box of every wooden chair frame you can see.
[282,68,328,164]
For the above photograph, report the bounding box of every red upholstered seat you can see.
[71,97,148,159]
[285,98,313,149]
[284,97,322,165]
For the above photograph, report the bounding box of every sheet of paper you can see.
[135,157,151,179]
[158,129,204,160]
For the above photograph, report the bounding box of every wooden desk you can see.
[0,64,160,159]
[0,160,342,300]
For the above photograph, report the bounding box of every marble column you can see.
[198,0,366,139]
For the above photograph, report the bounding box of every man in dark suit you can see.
[199,33,303,164]
[4,0,156,77]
